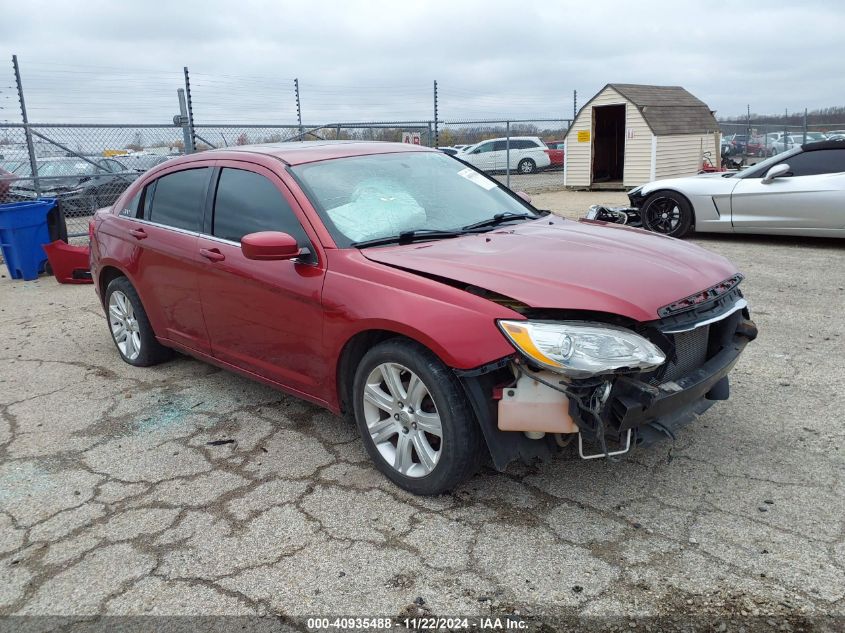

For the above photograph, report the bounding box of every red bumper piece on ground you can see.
[42,240,93,284]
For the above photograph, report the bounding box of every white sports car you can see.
[626,140,845,238]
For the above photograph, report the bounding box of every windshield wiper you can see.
[461,212,534,231]
[351,229,463,249]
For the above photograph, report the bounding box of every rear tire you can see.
[352,339,483,495]
[105,277,173,367]
[517,158,537,174]
[641,191,694,238]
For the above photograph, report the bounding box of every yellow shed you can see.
[563,84,721,189]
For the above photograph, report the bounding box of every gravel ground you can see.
[0,191,843,630]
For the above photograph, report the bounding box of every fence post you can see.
[803,108,807,144]
[784,109,788,153]
[427,121,433,147]
[433,80,439,147]
[505,121,511,188]
[11,54,40,196]
[176,89,192,155]
[294,78,303,138]
[183,66,196,153]
[573,90,577,120]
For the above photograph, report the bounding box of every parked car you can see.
[90,141,756,494]
[727,134,748,155]
[118,153,172,172]
[745,136,768,157]
[436,146,460,156]
[458,137,551,173]
[5,156,137,217]
[627,140,845,238]
[770,135,803,155]
[545,140,565,168]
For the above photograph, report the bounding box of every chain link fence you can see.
[1,124,187,236]
[719,120,845,161]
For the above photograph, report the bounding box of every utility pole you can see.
[183,66,196,153]
[294,78,303,138]
[433,80,439,148]
[12,54,40,195]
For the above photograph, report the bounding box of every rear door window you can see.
[147,167,211,232]
[212,168,309,245]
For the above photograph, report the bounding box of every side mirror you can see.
[515,191,532,204]
[241,231,301,261]
[762,163,790,184]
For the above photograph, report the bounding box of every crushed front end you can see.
[456,276,758,469]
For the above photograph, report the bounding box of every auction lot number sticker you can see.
[307,616,528,630]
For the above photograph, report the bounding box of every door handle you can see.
[129,228,147,240]
[199,248,225,262]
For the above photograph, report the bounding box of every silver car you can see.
[627,140,845,238]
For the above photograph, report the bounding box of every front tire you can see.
[105,277,173,367]
[517,158,536,174]
[352,339,483,495]
[641,191,694,238]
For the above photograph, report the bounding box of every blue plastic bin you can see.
[0,198,56,281]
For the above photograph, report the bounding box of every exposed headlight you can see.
[585,205,600,220]
[498,320,666,378]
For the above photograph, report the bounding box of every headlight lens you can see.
[498,320,666,378]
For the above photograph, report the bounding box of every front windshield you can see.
[291,151,538,247]
[736,146,802,179]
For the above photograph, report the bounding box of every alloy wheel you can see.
[362,362,443,478]
[108,290,141,360]
[644,197,683,234]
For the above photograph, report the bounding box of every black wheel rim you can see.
[644,198,683,234]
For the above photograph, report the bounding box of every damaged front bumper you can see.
[457,309,758,470]
[610,316,757,447]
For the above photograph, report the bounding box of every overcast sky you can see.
[1,0,844,125]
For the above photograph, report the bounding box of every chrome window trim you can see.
[199,233,241,247]
[130,217,200,238]
[661,298,748,334]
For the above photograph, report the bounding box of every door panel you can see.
[196,239,326,392]
[196,164,327,395]
[117,165,213,353]
[467,142,496,171]
[122,219,210,352]
[731,173,845,230]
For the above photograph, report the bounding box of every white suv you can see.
[457,136,551,174]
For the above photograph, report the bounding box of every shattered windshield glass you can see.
[291,151,537,247]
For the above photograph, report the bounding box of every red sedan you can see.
[90,142,756,495]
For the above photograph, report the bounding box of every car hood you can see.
[360,218,739,322]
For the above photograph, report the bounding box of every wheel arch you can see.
[97,264,129,307]
[335,328,449,423]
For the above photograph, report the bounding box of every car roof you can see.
[189,141,435,166]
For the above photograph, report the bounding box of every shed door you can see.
[591,104,625,184]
